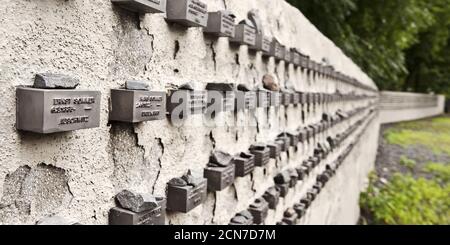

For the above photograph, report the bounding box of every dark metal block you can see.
[229,211,254,225]
[276,134,291,150]
[251,34,271,54]
[293,203,306,218]
[256,90,270,108]
[267,142,281,159]
[270,39,285,61]
[166,178,207,213]
[204,10,235,37]
[16,87,101,134]
[300,197,311,209]
[206,83,235,113]
[233,152,255,177]
[249,144,270,167]
[276,184,289,197]
[230,21,256,46]
[263,187,280,209]
[248,198,269,224]
[282,208,298,225]
[296,167,307,180]
[288,169,298,188]
[166,89,207,118]
[166,0,208,27]
[111,0,166,14]
[291,92,300,105]
[284,49,291,64]
[204,164,235,191]
[307,188,319,201]
[110,89,166,123]
[281,92,291,106]
[109,198,166,225]
[235,90,257,111]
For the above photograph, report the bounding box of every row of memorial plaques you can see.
[40,108,371,226]
[110,0,376,92]
[107,108,375,225]
[233,108,375,225]
[16,74,375,134]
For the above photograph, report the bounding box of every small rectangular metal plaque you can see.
[230,22,256,46]
[111,0,166,14]
[167,178,207,213]
[204,164,235,191]
[166,0,208,27]
[110,89,166,123]
[16,87,101,134]
[233,152,255,177]
[204,11,235,37]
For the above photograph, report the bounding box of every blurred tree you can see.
[288,0,450,97]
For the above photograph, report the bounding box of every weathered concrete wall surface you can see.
[0,0,378,225]
[379,91,445,124]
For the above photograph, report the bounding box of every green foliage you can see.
[287,0,450,96]
[399,156,416,171]
[424,162,450,184]
[360,173,450,225]
[384,116,450,155]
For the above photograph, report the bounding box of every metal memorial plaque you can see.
[276,135,290,151]
[263,187,280,209]
[109,198,166,225]
[291,50,301,66]
[300,197,312,209]
[233,152,255,177]
[229,211,254,225]
[252,35,272,54]
[270,39,285,61]
[167,178,207,213]
[313,182,323,193]
[275,139,286,152]
[235,90,257,111]
[267,142,281,159]
[256,90,270,108]
[276,183,289,197]
[16,87,101,134]
[167,89,207,118]
[282,209,298,225]
[110,89,165,123]
[111,0,166,14]
[299,92,307,104]
[307,188,319,201]
[288,169,298,188]
[292,92,300,105]
[297,128,306,143]
[296,167,307,180]
[204,164,235,191]
[284,49,291,64]
[249,144,270,167]
[166,0,208,27]
[206,83,235,113]
[204,11,235,38]
[269,92,281,107]
[293,203,306,218]
[248,198,269,224]
[230,21,256,46]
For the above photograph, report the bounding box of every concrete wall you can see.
[0,0,378,225]
[379,91,445,124]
